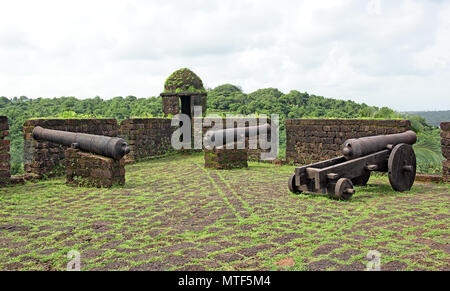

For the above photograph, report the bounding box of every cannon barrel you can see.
[204,123,271,147]
[342,130,417,160]
[32,126,130,160]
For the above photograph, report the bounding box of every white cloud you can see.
[0,0,449,110]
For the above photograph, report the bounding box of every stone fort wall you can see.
[23,118,175,177]
[1,117,444,185]
[0,116,10,185]
[119,118,175,164]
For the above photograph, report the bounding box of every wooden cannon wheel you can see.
[351,171,371,186]
[388,143,416,192]
[334,178,354,201]
[288,174,302,194]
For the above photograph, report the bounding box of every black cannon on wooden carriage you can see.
[288,130,417,200]
[32,126,130,160]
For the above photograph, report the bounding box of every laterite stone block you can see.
[0,116,10,187]
[204,143,248,170]
[65,148,125,188]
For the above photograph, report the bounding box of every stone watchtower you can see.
[160,68,207,118]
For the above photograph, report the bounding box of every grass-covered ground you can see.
[0,153,449,271]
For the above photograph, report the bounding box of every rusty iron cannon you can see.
[288,130,417,200]
[203,123,271,149]
[32,126,130,160]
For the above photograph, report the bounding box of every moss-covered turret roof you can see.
[163,68,206,94]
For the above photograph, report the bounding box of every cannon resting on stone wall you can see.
[32,126,130,160]
[288,131,417,200]
[203,123,271,170]
[32,126,130,187]
[203,123,271,148]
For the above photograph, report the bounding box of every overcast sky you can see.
[0,0,449,111]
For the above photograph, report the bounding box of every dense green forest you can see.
[0,84,444,175]
[403,110,450,127]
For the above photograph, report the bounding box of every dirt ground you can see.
[0,153,449,271]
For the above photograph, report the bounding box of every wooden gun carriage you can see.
[288,131,417,200]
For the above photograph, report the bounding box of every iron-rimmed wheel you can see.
[288,174,302,194]
[334,178,355,200]
[388,143,416,192]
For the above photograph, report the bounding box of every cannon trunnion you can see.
[288,130,417,200]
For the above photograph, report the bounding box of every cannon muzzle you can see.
[342,130,417,160]
[32,126,130,160]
